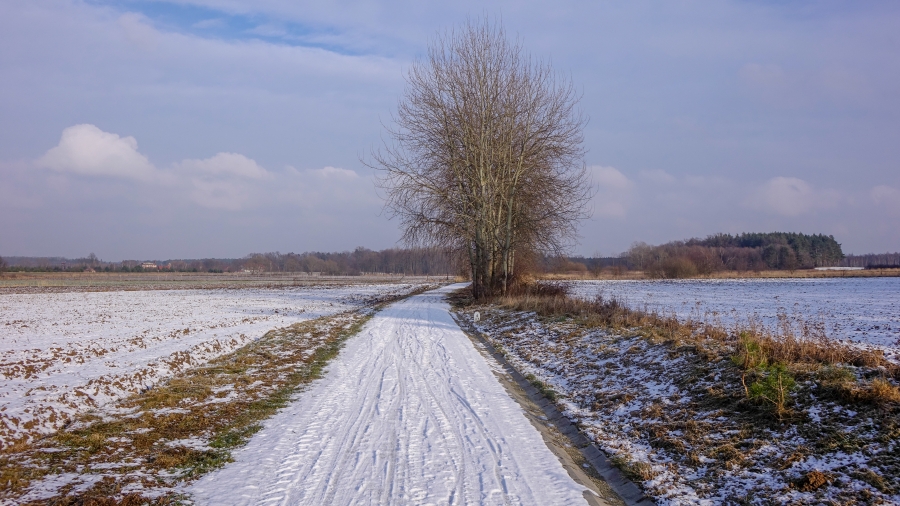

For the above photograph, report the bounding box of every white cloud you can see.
[36,124,157,181]
[179,152,270,179]
[31,124,380,213]
[590,165,633,218]
[639,169,677,184]
[278,165,376,211]
[312,166,360,180]
[746,176,840,216]
[189,179,252,210]
[34,124,276,211]
[117,13,159,51]
[181,153,271,209]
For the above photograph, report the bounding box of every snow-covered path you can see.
[188,284,588,505]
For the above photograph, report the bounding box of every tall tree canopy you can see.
[372,19,590,297]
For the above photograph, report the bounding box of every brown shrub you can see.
[797,469,834,492]
[855,378,900,404]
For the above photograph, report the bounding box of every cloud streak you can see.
[746,177,841,217]
[590,166,633,218]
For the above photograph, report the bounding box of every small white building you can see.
[141,262,157,270]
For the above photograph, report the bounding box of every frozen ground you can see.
[0,284,419,446]
[571,278,900,359]
[187,284,590,506]
[462,305,900,505]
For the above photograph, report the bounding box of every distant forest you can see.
[1,233,897,277]
[0,248,457,276]
[621,232,846,277]
[566,233,897,278]
[840,252,900,269]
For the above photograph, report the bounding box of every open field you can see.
[544,268,900,281]
[2,300,386,502]
[0,282,427,448]
[0,272,448,294]
[0,285,615,505]
[569,278,900,362]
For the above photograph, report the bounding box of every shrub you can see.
[745,363,796,418]
[661,257,699,279]
[732,332,768,370]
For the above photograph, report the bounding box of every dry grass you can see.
[609,454,658,482]
[457,284,900,503]
[1,286,431,504]
[491,285,897,384]
[477,282,900,421]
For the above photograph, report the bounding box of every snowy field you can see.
[570,278,900,359]
[0,283,420,447]
[188,284,591,506]
[463,303,900,504]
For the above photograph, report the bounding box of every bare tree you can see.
[371,18,590,297]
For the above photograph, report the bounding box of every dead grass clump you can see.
[864,378,900,403]
[731,323,890,373]
[710,443,746,469]
[838,378,900,405]
[776,447,808,470]
[853,468,893,494]
[518,280,571,298]
[642,403,664,420]
[610,454,658,482]
[796,469,834,492]
[37,492,184,506]
[648,426,685,454]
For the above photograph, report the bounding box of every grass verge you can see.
[486,284,899,406]
[451,284,900,503]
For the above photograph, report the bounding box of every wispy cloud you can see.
[871,185,900,213]
[178,153,270,180]
[590,165,634,218]
[745,177,841,217]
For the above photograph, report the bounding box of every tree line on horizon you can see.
[2,234,896,277]
[617,232,846,277]
[563,232,866,278]
[0,248,457,276]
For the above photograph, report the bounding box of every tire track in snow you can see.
[188,284,588,505]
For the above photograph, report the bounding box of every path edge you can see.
[450,310,656,506]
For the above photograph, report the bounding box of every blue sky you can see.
[1,0,899,260]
